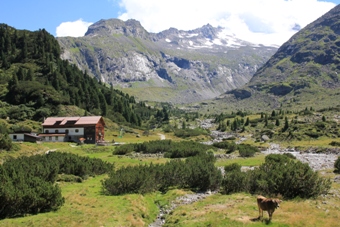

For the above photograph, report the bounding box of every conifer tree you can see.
[182,121,186,129]
[271,110,276,117]
[283,116,289,131]
[275,118,280,126]
[245,117,250,126]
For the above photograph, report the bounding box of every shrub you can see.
[113,144,136,155]
[221,170,247,194]
[329,141,340,146]
[113,140,214,158]
[224,163,242,172]
[102,152,222,195]
[173,128,209,138]
[238,144,259,157]
[220,154,331,199]
[213,141,237,153]
[282,152,296,159]
[221,163,246,194]
[57,174,83,183]
[334,156,340,173]
[265,153,290,163]
[249,154,331,199]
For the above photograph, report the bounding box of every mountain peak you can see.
[85,18,150,39]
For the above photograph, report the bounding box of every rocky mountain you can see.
[216,4,340,111]
[57,19,277,104]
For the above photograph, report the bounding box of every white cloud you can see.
[56,19,93,37]
[117,0,337,46]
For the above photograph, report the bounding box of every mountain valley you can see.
[57,19,277,103]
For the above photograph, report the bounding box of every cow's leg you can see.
[258,206,263,219]
[268,210,273,220]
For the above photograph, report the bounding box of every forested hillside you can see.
[0,24,157,126]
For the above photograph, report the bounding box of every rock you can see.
[261,135,270,141]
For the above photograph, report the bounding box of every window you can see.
[55,130,59,133]
[46,130,49,133]
[13,135,17,140]
[75,129,79,133]
[55,136,58,141]
[49,136,52,141]
[65,129,69,133]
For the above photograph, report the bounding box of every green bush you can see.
[113,144,136,155]
[329,141,340,146]
[220,154,331,199]
[265,153,290,163]
[238,144,259,157]
[221,169,247,194]
[102,152,222,195]
[57,174,83,183]
[213,141,237,153]
[249,154,331,199]
[334,156,340,173]
[224,163,242,172]
[113,140,214,158]
[173,128,209,138]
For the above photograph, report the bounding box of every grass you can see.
[0,172,189,227]
[164,190,340,227]
[280,137,340,149]
[215,153,266,167]
[0,175,158,227]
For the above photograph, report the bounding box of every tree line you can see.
[0,24,161,127]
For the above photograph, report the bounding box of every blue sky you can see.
[1,0,339,46]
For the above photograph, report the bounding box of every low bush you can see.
[173,128,209,138]
[113,140,214,158]
[238,144,259,157]
[220,154,331,199]
[102,152,222,195]
[329,141,340,146]
[213,141,237,154]
[57,174,83,183]
[334,156,340,173]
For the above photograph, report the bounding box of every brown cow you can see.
[257,195,282,220]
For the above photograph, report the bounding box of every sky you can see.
[1,0,340,46]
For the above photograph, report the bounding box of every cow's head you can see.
[273,199,282,208]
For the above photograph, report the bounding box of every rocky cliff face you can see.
[57,19,277,103]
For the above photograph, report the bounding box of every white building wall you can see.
[43,135,66,142]
[9,134,24,141]
[44,127,84,136]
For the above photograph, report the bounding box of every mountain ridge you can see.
[210,4,340,111]
[57,18,277,104]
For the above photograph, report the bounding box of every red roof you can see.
[75,116,103,125]
[42,116,104,126]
